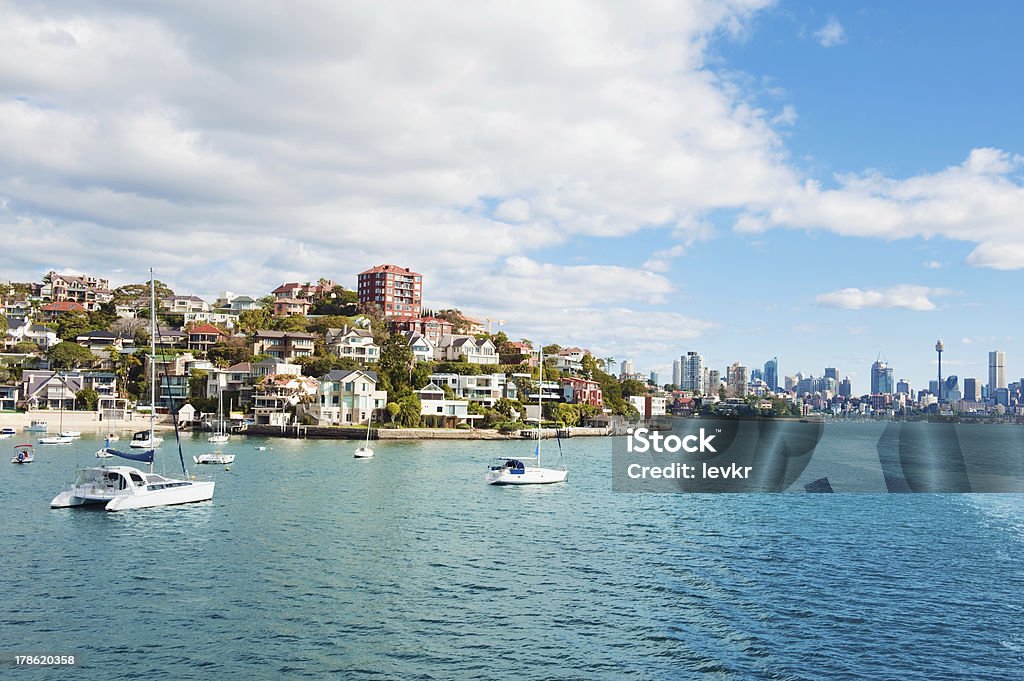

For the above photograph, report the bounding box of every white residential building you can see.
[434,335,498,365]
[416,382,477,427]
[552,347,588,373]
[428,372,517,407]
[403,331,436,363]
[309,369,387,426]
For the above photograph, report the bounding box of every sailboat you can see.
[39,376,74,445]
[354,410,374,458]
[208,387,230,443]
[486,348,569,485]
[51,270,215,511]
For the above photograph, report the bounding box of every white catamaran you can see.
[486,348,569,485]
[51,270,215,511]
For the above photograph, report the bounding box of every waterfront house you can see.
[184,309,239,330]
[325,327,380,364]
[428,372,517,407]
[560,376,604,408]
[416,383,477,428]
[309,369,387,426]
[20,370,118,410]
[252,373,319,426]
[0,385,18,411]
[251,330,315,361]
[629,395,667,420]
[434,335,498,365]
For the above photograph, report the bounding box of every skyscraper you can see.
[963,377,981,401]
[672,358,682,388]
[839,377,852,397]
[824,367,839,387]
[989,351,1006,400]
[682,351,704,394]
[649,370,659,386]
[620,359,635,379]
[896,379,910,395]
[871,360,894,395]
[764,357,778,392]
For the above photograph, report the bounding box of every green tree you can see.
[52,311,100,341]
[620,379,648,398]
[396,394,421,427]
[12,341,40,354]
[207,339,254,367]
[237,307,273,335]
[112,281,174,308]
[306,315,355,337]
[386,402,401,423]
[378,334,415,395]
[76,387,100,411]
[272,315,310,332]
[47,341,96,369]
[296,354,358,378]
[189,369,209,399]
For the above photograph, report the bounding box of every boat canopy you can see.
[103,447,155,463]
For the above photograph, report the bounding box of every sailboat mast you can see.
[149,268,156,474]
[537,347,543,464]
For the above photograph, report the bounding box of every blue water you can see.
[2,427,1022,680]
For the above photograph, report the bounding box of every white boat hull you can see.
[129,437,163,448]
[51,467,215,511]
[486,466,569,485]
[194,453,235,464]
[207,434,230,443]
[354,446,374,459]
[39,436,74,445]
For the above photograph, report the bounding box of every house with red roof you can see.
[187,323,228,355]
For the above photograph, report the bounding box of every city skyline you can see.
[1,2,1022,392]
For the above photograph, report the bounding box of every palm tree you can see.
[603,357,616,373]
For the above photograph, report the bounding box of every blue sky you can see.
[0,1,1022,393]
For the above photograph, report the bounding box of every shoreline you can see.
[0,412,612,440]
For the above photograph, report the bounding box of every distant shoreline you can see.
[0,412,612,440]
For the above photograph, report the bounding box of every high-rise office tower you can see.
[871,360,894,395]
[672,359,682,388]
[839,377,853,397]
[896,379,910,395]
[989,351,1006,399]
[649,371,659,386]
[824,367,839,387]
[764,358,779,392]
[963,377,981,401]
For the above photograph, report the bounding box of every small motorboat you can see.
[39,435,74,445]
[12,444,34,464]
[193,452,235,465]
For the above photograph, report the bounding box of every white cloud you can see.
[924,260,944,269]
[816,285,951,312]
[814,17,846,47]
[737,149,1024,270]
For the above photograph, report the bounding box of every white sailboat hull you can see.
[207,434,230,443]
[354,446,374,459]
[486,466,568,485]
[129,437,164,448]
[50,466,215,511]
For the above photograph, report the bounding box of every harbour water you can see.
[2,425,1023,679]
